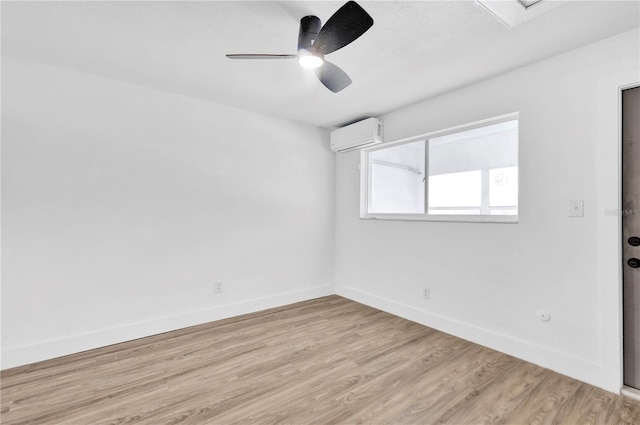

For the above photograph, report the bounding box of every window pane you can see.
[428,170,481,213]
[362,116,518,221]
[428,120,518,216]
[368,141,425,214]
[489,166,518,210]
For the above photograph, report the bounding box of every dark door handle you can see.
[629,237,640,247]
[628,258,640,268]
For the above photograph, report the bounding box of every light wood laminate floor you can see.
[2,296,640,424]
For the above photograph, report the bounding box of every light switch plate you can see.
[569,200,584,217]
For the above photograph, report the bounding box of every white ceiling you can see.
[2,1,638,128]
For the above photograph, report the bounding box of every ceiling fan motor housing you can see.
[298,15,322,55]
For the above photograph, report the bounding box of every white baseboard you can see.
[622,386,640,401]
[3,283,615,394]
[335,284,610,392]
[1,285,334,370]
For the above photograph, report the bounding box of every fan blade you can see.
[313,1,373,55]
[314,60,352,93]
[226,54,297,59]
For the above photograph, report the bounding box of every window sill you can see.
[360,214,518,224]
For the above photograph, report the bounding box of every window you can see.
[362,114,518,223]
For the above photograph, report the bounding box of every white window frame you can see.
[360,113,519,223]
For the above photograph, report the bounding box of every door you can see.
[623,86,640,389]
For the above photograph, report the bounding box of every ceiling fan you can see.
[226,1,374,93]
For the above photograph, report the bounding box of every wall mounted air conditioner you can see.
[330,117,383,153]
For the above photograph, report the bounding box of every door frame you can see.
[620,82,640,394]
[593,70,639,394]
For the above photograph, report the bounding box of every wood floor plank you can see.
[497,371,582,425]
[2,295,640,424]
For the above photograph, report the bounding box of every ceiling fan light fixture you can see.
[226,1,373,92]
[297,49,324,69]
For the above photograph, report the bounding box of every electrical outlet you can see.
[537,310,551,322]
[214,281,224,294]
[423,288,430,300]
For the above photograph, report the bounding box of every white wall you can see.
[1,56,335,368]
[335,29,640,393]
[2,28,638,396]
